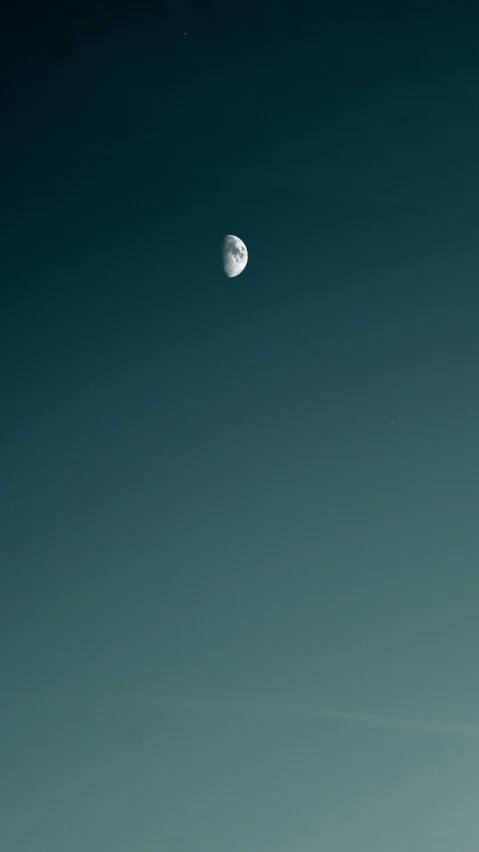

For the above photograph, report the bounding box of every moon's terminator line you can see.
[222,234,248,277]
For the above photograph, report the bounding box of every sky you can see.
[2,0,479,849]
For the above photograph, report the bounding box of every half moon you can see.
[222,234,248,278]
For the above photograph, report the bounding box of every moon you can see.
[222,234,248,278]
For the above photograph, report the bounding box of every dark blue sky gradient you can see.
[2,1,479,849]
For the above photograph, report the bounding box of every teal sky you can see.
[2,1,479,849]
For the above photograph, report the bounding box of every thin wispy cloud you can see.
[108,693,479,743]
[308,709,479,740]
